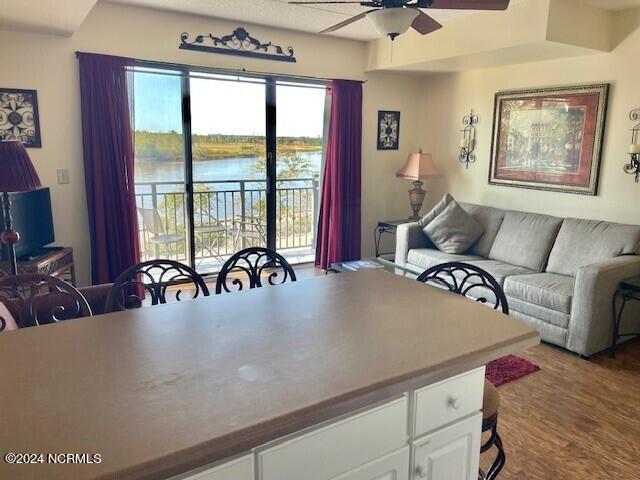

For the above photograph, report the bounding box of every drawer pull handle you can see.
[415,466,428,478]
[448,397,461,410]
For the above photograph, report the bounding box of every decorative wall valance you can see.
[179,27,296,63]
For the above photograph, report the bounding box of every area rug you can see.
[485,354,540,386]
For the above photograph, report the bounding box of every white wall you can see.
[416,9,640,225]
[0,2,421,284]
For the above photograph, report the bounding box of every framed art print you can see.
[377,110,400,150]
[0,88,42,148]
[489,84,609,195]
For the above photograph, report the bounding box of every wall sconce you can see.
[625,108,640,183]
[459,110,478,169]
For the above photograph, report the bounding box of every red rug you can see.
[485,354,540,387]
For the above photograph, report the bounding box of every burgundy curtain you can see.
[78,53,140,284]
[315,80,362,269]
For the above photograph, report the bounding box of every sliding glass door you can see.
[189,74,267,273]
[131,66,326,275]
[275,82,325,264]
[132,68,189,265]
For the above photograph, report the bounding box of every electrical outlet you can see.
[56,169,70,185]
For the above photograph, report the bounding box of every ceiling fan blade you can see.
[411,10,443,35]
[320,11,372,33]
[427,0,510,10]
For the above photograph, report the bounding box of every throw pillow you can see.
[423,200,484,254]
[419,193,453,229]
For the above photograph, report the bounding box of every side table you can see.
[374,219,410,257]
[0,247,76,286]
[610,275,640,356]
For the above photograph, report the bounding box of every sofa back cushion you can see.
[488,211,563,271]
[460,203,506,257]
[547,218,640,276]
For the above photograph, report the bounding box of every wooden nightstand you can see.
[0,247,76,286]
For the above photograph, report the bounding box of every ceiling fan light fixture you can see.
[367,8,419,40]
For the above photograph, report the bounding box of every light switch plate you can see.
[57,169,70,185]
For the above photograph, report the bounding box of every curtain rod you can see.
[74,51,366,85]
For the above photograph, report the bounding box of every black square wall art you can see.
[0,88,42,148]
[377,110,400,150]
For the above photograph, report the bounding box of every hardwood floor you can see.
[486,340,640,479]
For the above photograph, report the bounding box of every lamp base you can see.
[407,180,426,221]
[1,192,19,276]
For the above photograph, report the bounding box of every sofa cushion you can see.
[507,297,571,329]
[466,259,534,286]
[547,218,640,276]
[488,211,563,271]
[504,273,574,314]
[407,248,483,271]
[423,201,484,254]
[460,203,505,257]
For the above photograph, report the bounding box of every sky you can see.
[133,71,326,138]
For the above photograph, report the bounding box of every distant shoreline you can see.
[135,131,322,162]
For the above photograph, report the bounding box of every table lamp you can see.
[0,141,42,276]
[396,150,440,220]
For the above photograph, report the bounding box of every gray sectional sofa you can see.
[395,202,640,357]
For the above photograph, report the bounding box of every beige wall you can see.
[0,2,421,285]
[416,9,640,225]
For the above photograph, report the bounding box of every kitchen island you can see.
[0,270,539,480]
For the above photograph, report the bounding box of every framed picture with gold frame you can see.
[489,84,609,195]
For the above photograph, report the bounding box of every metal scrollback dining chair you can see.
[215,247,297,294]
[0,274,92,328]
[416,262,508,480]
[105,259,210,313]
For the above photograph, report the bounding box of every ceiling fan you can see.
[288,0,510,40]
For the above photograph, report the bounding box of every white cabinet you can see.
[258,398,408,480]
[412,413,482,480]
[330,447,410,480]
[169,454,253,480]
[174,369,485,480]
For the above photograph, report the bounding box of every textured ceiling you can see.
[0,0,97,36]
[102,0,473,40]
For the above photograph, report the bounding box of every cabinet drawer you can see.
[258,397,408,480]
[413,368,484,437]
[169,454,253,480]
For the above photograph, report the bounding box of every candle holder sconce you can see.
[459,110,478,169]
[625,108,640,183]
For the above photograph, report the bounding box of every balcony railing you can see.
[134,178,320,270]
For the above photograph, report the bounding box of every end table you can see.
[374,219,410,257]
[610,275,640,357]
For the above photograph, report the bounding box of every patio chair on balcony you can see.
[137,207,184,259]
[230,217,267,250]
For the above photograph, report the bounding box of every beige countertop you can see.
[0,270,539,480]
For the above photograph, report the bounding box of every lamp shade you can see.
[0,141,41,192]
[396,152,439,180]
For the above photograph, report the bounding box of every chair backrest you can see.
[215,247,297,294]
[105,259,210,312]
[416,262,509,314]
[0,274,92,328]
[138,208,165,236]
